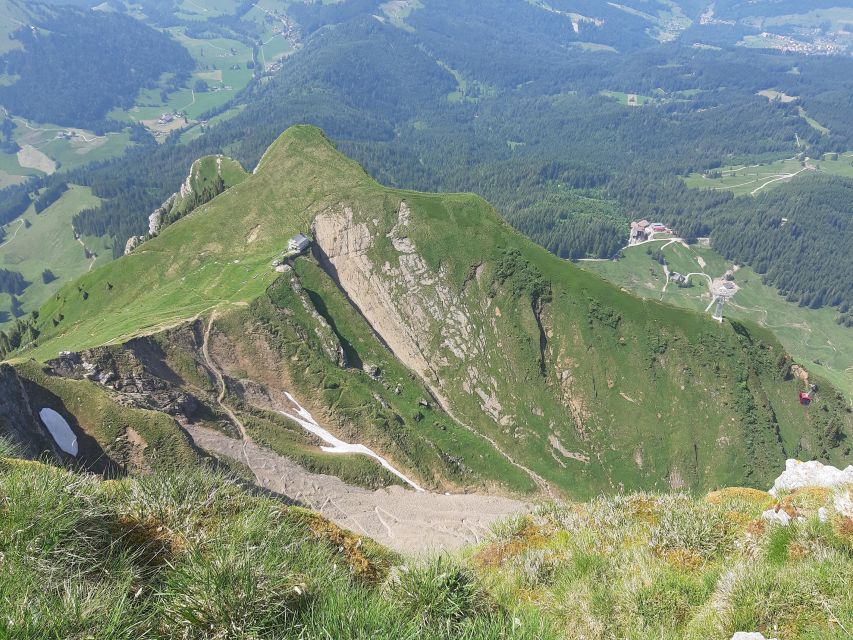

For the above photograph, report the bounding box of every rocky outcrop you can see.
[148,193,177,236]
[286,268,347,367]
[0,364,52,457]
[47,347,200,420]
[769,458,853,496]
[124,235,145,255]
[312,202,485,402]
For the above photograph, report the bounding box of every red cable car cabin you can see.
[799,392,812,406]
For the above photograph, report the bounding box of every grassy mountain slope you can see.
[579,238,853,400]
[0,184,111,328]
[9,126,853,498]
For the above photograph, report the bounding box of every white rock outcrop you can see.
[761,507,801,526]
[769,459,853,496]
[731,633,778,640]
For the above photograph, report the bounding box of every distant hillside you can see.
[3,126,851,500]
[0,1,193,128]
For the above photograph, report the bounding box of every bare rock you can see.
[769,459,853,496]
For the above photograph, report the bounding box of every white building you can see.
[288,233,311,254]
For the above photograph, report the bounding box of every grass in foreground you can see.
[476,488,853,639]
[4,447,853,639]
[0,455,553,640]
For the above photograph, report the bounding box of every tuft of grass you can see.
[650,499,732,561]
[383,556,487,632]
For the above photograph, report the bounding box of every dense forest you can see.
[0,8,193,128]
[710,176,853,311]
[1,1,852,316]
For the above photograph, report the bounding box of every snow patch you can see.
[38,408,78,456]
[280,392,424,492]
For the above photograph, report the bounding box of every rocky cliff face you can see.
[0,364,53,458]
[313,203,481,397]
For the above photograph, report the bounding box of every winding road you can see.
[0,219,24,250]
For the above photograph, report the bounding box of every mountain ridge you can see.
[2,125,852,500]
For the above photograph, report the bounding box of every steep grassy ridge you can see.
[11,126,853,498]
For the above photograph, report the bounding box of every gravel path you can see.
[186,424,530,554]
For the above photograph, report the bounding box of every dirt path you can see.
[202,313,251,443]
[201,312,269,488]
[186,424,530,554]
[0,219,24,250]
[73,229,97,272]
[751,166,810,196]
[685,272,712,287]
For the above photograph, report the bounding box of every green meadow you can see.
[0,185,112,328]
[580,239,853,400]
[683,152,853,197]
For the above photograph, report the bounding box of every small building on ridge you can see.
[288,233,311,254]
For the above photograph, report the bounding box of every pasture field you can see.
[764,6,853,31]
[0,185,112,328]
[179,104,247,143]
[175,0,241,21]
[799,106,830,134]
[0,118,132,184]
[599,90,652,106]
[579,239,853,400]
[128,30,255,125]
[683,152,853,196]
[0,151,39,188]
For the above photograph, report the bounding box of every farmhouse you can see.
[650,222,667,233]
[630,220,650,243]
[288,233,311,254]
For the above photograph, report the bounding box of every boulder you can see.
[769,459,853,496]
[731,634,778,640]
[761,507,801,526]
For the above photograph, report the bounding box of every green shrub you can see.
[383,556,487,632]
[650,500,730,560]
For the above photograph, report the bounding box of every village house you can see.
[630,219,650,243]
